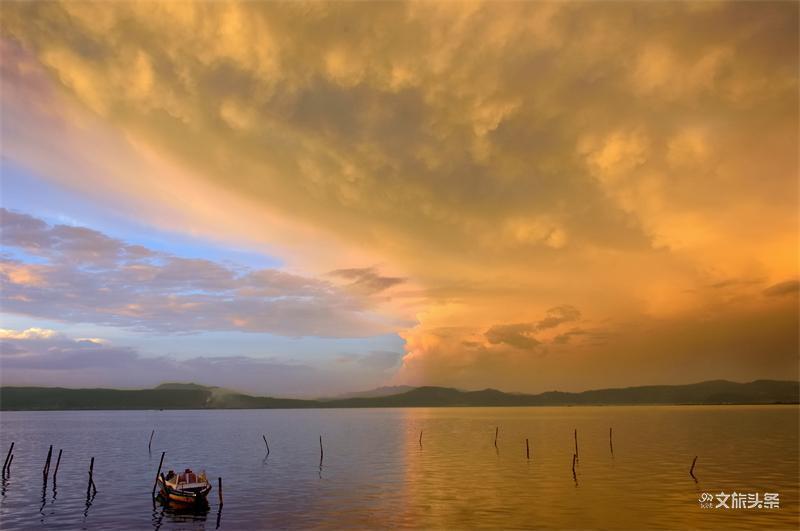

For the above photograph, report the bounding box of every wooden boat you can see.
[157,468,212,506]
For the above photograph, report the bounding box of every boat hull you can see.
[157,478,211,507]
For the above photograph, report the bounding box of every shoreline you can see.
[2,402,798,412]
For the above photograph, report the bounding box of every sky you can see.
[0,1,797,397]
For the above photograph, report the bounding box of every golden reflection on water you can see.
[398,406,798,529]
[0,406,797,529]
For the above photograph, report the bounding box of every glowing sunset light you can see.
[0,1,797,397]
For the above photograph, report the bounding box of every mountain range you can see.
[0,379,797,410]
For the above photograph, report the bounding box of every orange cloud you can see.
[0,263,45,287]
[1,1,797,390]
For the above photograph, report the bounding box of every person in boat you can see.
[165,470,176,481]
[180,468,198,483]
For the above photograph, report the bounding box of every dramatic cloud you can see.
[763,279,800,298]
[4,2,795,280]
[396,300,799,393]
[485,323,542,351]
[484,306,581,350]
[0,1,796,392]
[1,209,404,337]
[532,306,581,331]
[329,267,406,295]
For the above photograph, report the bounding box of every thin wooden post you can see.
[149,430,155,452]
[572,452,577,481]
[5,455,12,474]
[525,438,530,459]
[90,457,96,493]
[319,436,324,464]
[574,429,579,460]
[43,445,53,479]
[419,429,423,448]
[87,457,96,495]
[263,435,270,456]
[152,451,165,497]
[609,427,614,454]
[2,442,13,475]
[690,456,698,480]
[53,449,63,480]
[218,477,224,506]
[494,427,499,448]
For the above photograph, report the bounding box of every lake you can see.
[0,406,797,529]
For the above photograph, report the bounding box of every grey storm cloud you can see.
[552,328,587,345]
[485,305,581,350]
[763,279,800,298]
[485,323,541,350]
[708,278,764,290]
[0,209,400,337]
[329,267,405,295]
[533,305,582,331]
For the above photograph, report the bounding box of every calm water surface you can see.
[0,406,797,529]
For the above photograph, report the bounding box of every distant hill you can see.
[0,386,215,411]
[329,380,800,408]
[0,379,797,411]
[323,385,417,400]
[154,382,217,391]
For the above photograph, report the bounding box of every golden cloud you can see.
[1,1,797,390]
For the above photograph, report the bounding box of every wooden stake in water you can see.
[152,451,165,497]
[5,455,12,475]
[319,436,324,465]
[572,453,577,481]
[263,435,270,456]
[53,449,63,480]
[574,429,579,460]
[148,430,155,452]
[419,429,423,448]
[2,442,13,476]
[43,445,53,479]
[216,483,224,530]
[609,427,614,455]
[690,456,698,481]
[87,457,97,495]
[525,438,530,460]
[494,427,499,448]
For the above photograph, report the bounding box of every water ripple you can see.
[0,405,797,529]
